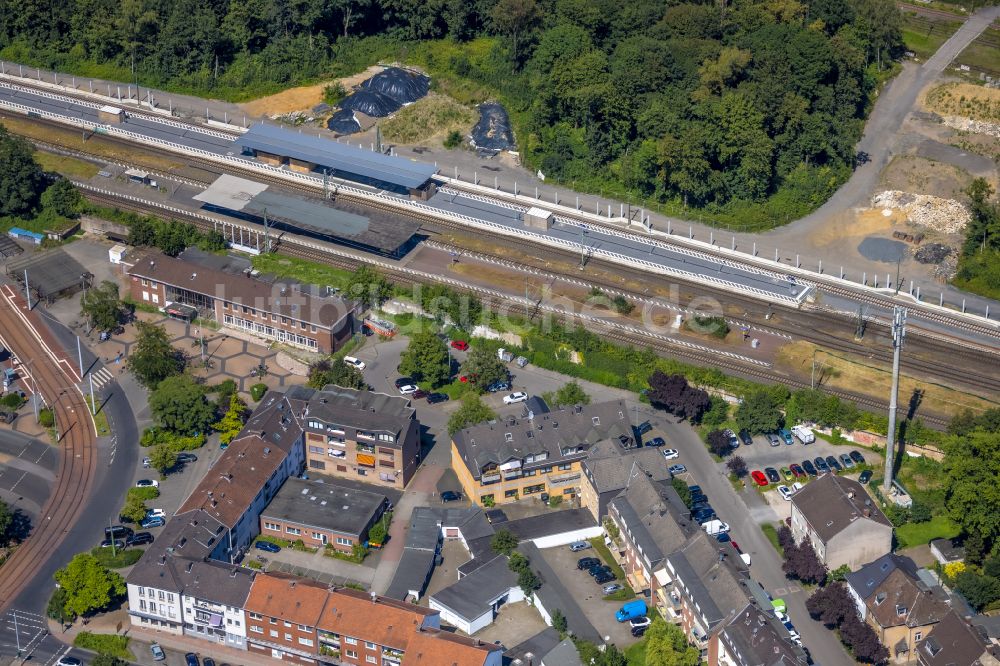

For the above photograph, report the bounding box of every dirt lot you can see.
[879,155,977,203]
[239,65,383,117]
[925,81,1000,122]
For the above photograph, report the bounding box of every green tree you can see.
[150,444,177,475]
[645,617,701,666]
[80,281,129,332]
[47,586,72,623]
[549,381,590,407]
[91,656,128,666]
[460,347,508,393]
[491,0,540,62]
[447,394,496,435]
[213,392,248,444]
[551,608,568,634]
[736,389,784,434]
[518,567,541,596]
[943,430,1000,543]
[128,321,184,389]
[368,511,391,545]
[0,500,12,546]
[0,125,45,216]
[149,375,215,435]
[120,492,148,523]
[53,553,126,617]
[307,359,367,391]
[399,331,451,386]
[491,529,519,555]
[40,179,84,218]
[345,265,393,309]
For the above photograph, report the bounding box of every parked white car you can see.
[702,520,729,536]
[661,448,679,460]
[343,356,366,370]
[398,384,418,395]
[791,425,815,444]
[503,392,528,405]
[777,485,794,501]
[135,479,159,488]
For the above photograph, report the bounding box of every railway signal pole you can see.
[883,306,906,495]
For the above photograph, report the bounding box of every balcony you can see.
[548,472,580,486]
[356,443,375,454]
[318,631,340,649]
[382,647,404,665]
[502,470,522,481]
[481,473,501,485]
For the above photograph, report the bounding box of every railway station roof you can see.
[236,123,438,190]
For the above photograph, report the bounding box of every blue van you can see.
[615,599,647,622]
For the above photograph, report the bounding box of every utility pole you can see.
[89,373,96,415]
[854,305,866,340]
[883,307,906,495]
[77,336,84,378]
[263,209,271,253]
[24,270,31,309]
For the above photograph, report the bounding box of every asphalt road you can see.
[0,429,56,523]
[653,415,855,666]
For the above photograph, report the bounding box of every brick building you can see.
[123,250,357,354]
[259,477,388,553]
[298,386,420,489]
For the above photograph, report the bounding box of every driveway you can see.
[651,414,856,666]
[535,545,638,647]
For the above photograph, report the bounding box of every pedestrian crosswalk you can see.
[89,366,114,389]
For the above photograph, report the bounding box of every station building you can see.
[235,122,438,198]
[193,174,421,259]
[123,249,357,354]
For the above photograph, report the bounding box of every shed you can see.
[97,105,124,124]
[108,243,128,264]
[8,228,43,245]
[363,317,396,338]
[124,168,153,185]
[525,207,553,230]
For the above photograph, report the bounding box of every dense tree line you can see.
[0,0,901,222]
[954,178,1000,299]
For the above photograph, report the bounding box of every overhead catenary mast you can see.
[882,306,906,495]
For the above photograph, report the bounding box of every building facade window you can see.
[336,537,351,546]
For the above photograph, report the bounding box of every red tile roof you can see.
[245,573,328,627]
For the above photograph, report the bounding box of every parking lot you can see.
[536,544,640,647]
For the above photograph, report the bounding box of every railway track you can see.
[79,188,964,427]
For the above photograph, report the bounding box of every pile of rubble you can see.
[871,191,971,235]
[942,115,1000,138]
[914,243,952,264]
[272,110,315,125]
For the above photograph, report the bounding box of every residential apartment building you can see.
[259,477,388,553]
[917,611,999,666]
[451,401,634,506]
[123,249,357,353]
[297,386,420,489]
[789,474,893,570]
[846,554,951,663]
[580,439,672,520]
[712,604,808,666]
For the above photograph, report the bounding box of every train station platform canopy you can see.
[193,174,420,256]
[235,123,438,191]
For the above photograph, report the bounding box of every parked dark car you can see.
[105,525,133,539]
[766,433,781,446]
[693,509,717,524]
[636,421,653,436]
[647,437,666,447]
[487,381,511,393]
[441,491,462,502]
[826,455,842,471]
[858,469,873,485]
[203,659,216,666]
[176,453,198,464]
[850,450,866,464]
[426,393,449,404]
[411,389,428,400]
[394,377,415,389]
[126,532,154,546]
[185,654,200,666]
[725,429,740,448]
[814,457,830,473]
[801,460,818,476]
[631,625,648,638]
[764,467,780,483]
[690,492,708,504]
[254,540,281,553]
[738,429,753,446]
[577,557,601,570]
[589,565,612,578]
[688,485,702,494]
[100,539,125,550]
[714,532,731,543]
[594,571,615,584]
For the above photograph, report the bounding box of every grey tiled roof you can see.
[790,474,892,543]
[429,555,517,622]
[720,603,808,666]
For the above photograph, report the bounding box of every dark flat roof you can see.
[237,123,438,189]
[261,477,386,537]
[503,508,597,541]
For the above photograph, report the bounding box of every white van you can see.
[791,425,815,444]
[702,520,730,536]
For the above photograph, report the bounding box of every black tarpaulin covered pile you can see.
[326,108,361,134]
[471,102,514,151]
[338,89,402,117]
[362,67,430,104]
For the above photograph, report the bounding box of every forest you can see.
[0,0,903,227]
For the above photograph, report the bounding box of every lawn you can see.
[250,253,354,290]
[761,523,783,556]
[84,394,111,436]
[73,632,133,659]
[896,516,961,549]
[90,545,143,569]
[33,150,100,179]
[589,537,627,581]
[625,639,647,666]
[900,13,962,59]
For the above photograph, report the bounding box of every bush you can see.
[0,392,24,409]
[73,633,132,659]
[129,486,159,501]
[444,130,463,148]
[90,546,144,569]
[250,383,269,401]
[38,407,54,428]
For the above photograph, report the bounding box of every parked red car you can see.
[450,340,469,351]
[751,470,769,487]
